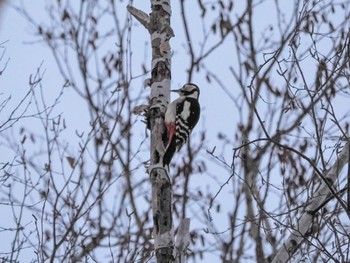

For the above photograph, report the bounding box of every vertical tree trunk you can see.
[148,2,174,262]
[128,1,175,262]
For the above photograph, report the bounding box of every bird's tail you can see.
[163,137,177,167]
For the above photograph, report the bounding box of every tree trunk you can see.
[128,1,175,262]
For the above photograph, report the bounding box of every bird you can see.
[163,83,200,167]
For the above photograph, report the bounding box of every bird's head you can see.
[171,83,200,99]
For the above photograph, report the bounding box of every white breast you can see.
[164,98,180,124]
[181,101,191,120]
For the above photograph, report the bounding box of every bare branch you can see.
[127,5,150,30]
[272,141,350,263]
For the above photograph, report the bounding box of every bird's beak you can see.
[171,89,181,93]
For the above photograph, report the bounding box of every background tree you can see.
[1,1,350,262]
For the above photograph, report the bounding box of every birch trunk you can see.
[128,1,175,262]
[272,141,350,263]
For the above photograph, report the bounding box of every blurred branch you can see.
[272,141,350,263]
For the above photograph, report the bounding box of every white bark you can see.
[128,1,190,262]
[272,141,350,263]
[174,218,190,263]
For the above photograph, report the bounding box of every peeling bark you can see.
[128,1,179,262]
[148,2,174,261]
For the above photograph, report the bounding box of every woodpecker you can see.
[163,83,200,167]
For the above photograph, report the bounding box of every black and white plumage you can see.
[163,83,200,167]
